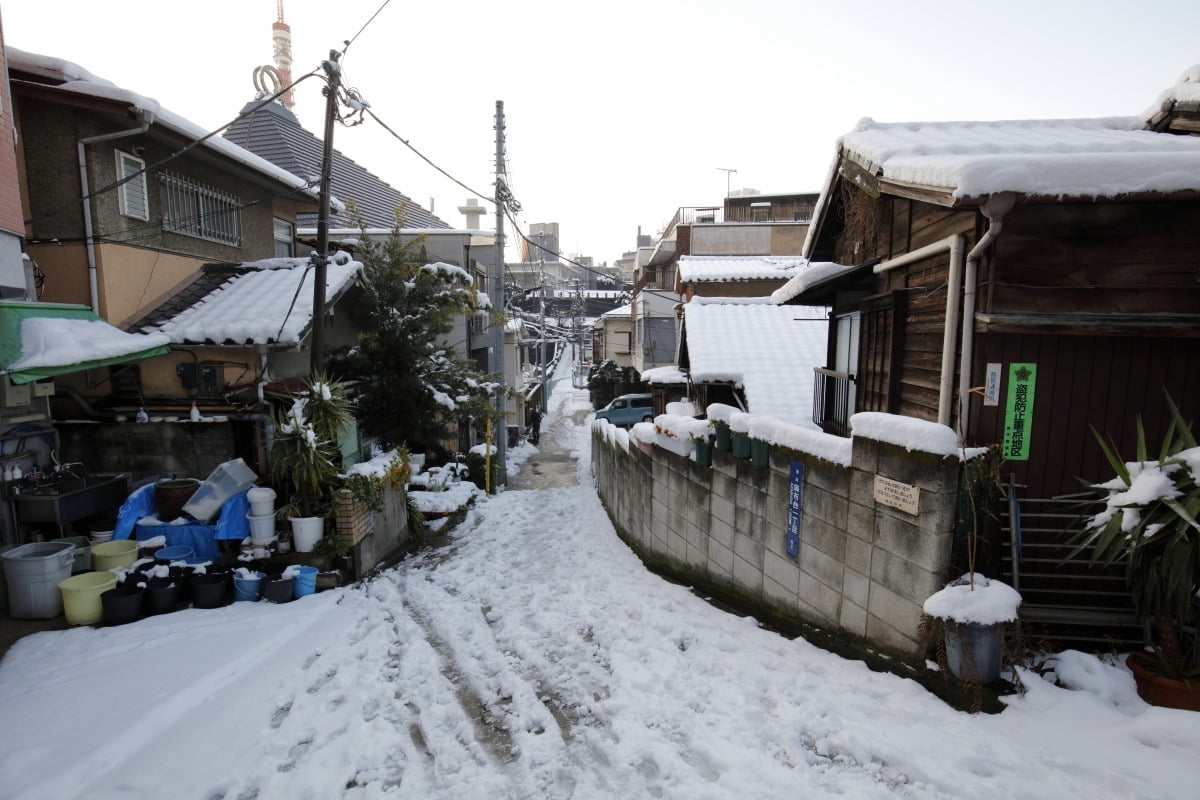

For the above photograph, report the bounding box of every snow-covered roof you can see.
[5,47,320,202]
[681,299,827,425]
[145,255,362,346]
[677,256,807,284]
[838,115,1200,201]
[771,261,858,305]
[640,365,687,385]
[601,303,631,318]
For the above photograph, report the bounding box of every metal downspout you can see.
[77,112,153,314]
[958,193,1015,439]
[873,233,965,426]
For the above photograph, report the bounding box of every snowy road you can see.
[0,381,1197,799]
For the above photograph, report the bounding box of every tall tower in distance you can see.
[272,1,296,110]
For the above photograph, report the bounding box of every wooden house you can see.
[775,74,1200,639]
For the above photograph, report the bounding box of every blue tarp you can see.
[114,484,251,561]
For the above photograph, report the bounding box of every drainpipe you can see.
[873,233,966,427]
[77,111,154,314]
[957,193,1016,439]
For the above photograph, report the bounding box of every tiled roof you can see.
[223,100,448,230]
[130,255,362,346]
[680,299,827,426]
[677,255,807,283]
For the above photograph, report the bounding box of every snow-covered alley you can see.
[0,374,1198,799]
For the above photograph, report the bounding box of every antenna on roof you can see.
[717,167,737,198]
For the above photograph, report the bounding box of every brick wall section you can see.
[335,482,410,579]
[592,428,958,660]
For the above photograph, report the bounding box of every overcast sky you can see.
[3,0,1198,267]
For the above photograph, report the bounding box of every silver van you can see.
[594,393,654,426]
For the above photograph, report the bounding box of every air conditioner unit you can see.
[1,375,32,407]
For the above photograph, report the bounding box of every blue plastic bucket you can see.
[155,546,195,564]
[292,566,318,598]
[233,570,265,602]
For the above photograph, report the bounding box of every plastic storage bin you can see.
[50,536,93,573]
[183,458,257,522]
[2,542,76,619]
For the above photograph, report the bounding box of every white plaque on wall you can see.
[873,476,920,515]
[984,362,1002,406]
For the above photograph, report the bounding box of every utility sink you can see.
[13,472,130,531]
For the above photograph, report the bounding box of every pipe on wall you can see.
[873,233,966,428]
[77,111,154,314]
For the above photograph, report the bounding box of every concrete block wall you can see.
[592,427,959,660]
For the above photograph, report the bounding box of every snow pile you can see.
[639,365,687,385]
[771,261,860,305]
[1087,447,1200,534]
[851,412,960,456]
[923,573,1023,625]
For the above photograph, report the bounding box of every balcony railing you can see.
[813,367,854,437]
[659,206,724,242]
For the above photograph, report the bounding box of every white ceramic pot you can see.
[290,516,324,553]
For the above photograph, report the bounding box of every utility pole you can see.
[310,51,341,375]
[491,101,508,479]
[538,231,548,416]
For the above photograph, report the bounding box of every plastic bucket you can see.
[154,546,195,564]
[155,478,200,522]
[50,536,93,573]
[233,570,265,602]
[261,575,294,603]
[0,543,19,612]
[1,542,76,619]
[246,512,276,544]
[292,565,319,599]
[101,584,143,626]
[59,571,118,625]
[247,486,277,517]
[143,577,181,615]
[92,540,139,572]
[290,517,324,553]
[189,572,230,609]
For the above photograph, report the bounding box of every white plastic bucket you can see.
[290,517,324,552]
[246,512,276,544]
[246,486,277,517]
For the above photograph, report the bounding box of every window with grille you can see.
[159,172,242,245]
[273,218,294,257]
[116,151,148,221]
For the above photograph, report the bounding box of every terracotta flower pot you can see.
[1126,653,1200,711]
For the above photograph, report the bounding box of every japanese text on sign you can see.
[1002,363,1037,461]
[786,461,803,559]
[873,476,920,515]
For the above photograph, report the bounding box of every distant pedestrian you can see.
[528,408,543,444]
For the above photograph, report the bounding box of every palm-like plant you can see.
[271,374,353,520]
[1074,392,1200,676]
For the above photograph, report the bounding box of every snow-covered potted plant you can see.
[1072,393,1200,710]
[270,374,352,553]
[922,445,1021,688]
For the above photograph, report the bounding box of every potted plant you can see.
[270,374,352,553]
[922,446,1021,692]
[1072,393,1200,710]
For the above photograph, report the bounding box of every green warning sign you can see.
[1003,363,1037,461]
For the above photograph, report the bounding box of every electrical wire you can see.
[363,107,494,205]
[340,0,393,55]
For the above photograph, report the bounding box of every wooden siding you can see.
[982,201,1200,317]
[969,333,1200,498]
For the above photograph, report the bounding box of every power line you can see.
[341,0,393,55]
[363,107,494,205]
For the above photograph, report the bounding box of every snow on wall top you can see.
[677,255,807,283]
[150,255,362,345]
[5,47,319,201]
[683,301,827,426]
[838,115,1200,200]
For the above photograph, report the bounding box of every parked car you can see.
[594,393,654,426]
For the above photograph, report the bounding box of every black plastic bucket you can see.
[190,572,230,609]
[101,584,144,626]
[143,577,180,615]
[261,575,294,604]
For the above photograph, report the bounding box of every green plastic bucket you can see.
[91,540,139,572]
